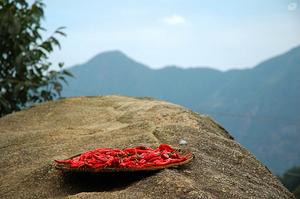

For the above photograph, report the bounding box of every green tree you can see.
[0,0,72,117]
[280,166,300,198]
[294,185,300,199]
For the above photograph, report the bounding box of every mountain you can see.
[63,46,300,174]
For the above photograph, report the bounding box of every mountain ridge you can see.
[75,44,300,72]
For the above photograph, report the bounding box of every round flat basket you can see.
[55,148,194,173]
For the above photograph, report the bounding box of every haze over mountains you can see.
[63,46,300,174]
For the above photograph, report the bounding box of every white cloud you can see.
[162,15,186,25]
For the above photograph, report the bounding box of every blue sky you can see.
[42,0,300,70]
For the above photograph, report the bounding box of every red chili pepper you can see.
[55,144,189,169]
[161,153,169,159]
[158,144,174,152]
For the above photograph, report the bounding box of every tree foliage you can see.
[0,0,72,117]
[294,185,300,199]
[280,166,300,198]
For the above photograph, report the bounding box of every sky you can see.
[42,0,300,70]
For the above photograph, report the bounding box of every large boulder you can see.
[0,96,294,199]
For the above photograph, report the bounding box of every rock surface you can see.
[0,96,294,199]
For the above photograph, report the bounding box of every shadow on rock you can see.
[60,170,158,194]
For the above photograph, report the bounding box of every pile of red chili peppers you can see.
[55,144,188,169]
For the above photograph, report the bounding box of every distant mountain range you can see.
[63,46,300,174]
